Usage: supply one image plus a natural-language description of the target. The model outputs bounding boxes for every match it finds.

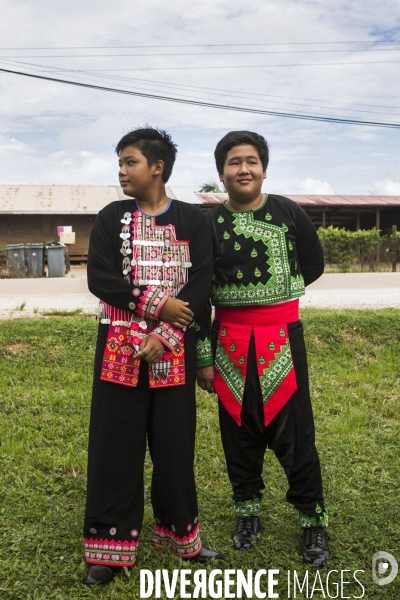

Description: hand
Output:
[197,366,215,393]
[159,297,194,329]
[135,336,164,364]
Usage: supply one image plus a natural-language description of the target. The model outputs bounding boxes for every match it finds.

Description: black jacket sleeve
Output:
[87,205,137,312]
[295,205,324,286]
[175,209,213,319]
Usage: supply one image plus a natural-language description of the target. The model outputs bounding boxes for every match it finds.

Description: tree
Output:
[198,181,226,193]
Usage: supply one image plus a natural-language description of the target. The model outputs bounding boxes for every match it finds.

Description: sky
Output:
[0,0,400,195]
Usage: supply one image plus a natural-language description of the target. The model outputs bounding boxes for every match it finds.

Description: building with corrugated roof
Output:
[1,185,399,261]
[0,185,199,260]
[197,193,400,232]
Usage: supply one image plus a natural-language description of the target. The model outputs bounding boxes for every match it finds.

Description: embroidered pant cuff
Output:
[233,496,262,518]
[299,508,329,529]
[84,537,138,567]
[154,523,202,558]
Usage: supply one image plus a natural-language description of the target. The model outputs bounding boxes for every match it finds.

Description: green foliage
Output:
[0,313,399,598]
[198,181,225,193]
[318,226,359,271]
[318,226,399,272]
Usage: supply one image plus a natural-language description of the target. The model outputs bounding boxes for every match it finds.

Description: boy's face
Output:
[220,144,266,200]
[118,145,162,199]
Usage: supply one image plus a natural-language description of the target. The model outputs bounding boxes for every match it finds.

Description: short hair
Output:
[115,126,178,182]
[214,131,269,175]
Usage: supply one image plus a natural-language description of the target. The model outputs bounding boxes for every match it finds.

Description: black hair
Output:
[115,126,178,182]
[214,131,269,175]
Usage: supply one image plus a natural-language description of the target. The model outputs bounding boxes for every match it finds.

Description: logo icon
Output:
[372,552,398,586]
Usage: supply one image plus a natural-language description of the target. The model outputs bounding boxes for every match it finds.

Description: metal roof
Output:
[0,185,199,214]
[0,185,120,214]
[1,186,400,213]
[195,193,400,207]
[285,195,400,207]
[166,186,199,204]
[196,192,228,205]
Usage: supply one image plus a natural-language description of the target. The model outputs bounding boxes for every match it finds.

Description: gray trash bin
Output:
[6,243,26,276]
[26,243,45,277]
[46,241,65,277]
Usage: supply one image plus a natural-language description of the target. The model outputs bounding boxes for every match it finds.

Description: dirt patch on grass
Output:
[3,343,30,354]
[47,345,62,355]
[341,329,368,344]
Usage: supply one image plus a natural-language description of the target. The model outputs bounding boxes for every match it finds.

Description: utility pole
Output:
[392,225,397,272]
[376,207,381,263]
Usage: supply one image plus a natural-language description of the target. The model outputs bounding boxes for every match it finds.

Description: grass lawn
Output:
[0,310,399,599]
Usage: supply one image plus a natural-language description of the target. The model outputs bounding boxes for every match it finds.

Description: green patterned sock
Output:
[233,497,262,518]
[299,506,329,529]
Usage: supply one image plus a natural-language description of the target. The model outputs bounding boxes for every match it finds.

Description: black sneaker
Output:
[232,516,261,550]
[302,527,329,567]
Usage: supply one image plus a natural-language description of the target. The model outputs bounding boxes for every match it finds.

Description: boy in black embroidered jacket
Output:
[197,130,329,567]
[83,127,222,586]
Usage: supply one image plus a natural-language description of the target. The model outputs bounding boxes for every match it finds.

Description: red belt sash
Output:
[214,300,299,426]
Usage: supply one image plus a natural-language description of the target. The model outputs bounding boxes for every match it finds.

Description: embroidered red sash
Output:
[99,304,185,389]
[214,300,299,426]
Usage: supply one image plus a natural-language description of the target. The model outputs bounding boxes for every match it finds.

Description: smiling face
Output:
[220,143,266,205]
[118,144,164,200]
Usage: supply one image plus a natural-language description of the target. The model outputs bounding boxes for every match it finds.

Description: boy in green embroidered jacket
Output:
[197,130,329,567]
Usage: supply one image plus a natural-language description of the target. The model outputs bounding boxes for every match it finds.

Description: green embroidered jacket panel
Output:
[208,194,324,306]
[195,194,324,367]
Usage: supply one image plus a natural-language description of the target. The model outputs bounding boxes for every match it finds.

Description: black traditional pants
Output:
[217,321,326,520]
[83,325,201,566]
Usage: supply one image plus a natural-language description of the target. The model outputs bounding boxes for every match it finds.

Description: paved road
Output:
[303,272,400,309]
[0,274,96,318]
[1,272,399,318]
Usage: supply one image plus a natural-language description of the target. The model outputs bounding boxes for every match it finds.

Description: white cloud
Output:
[369,177,400,195]
[0,0,399,191]
[295,177,334,195]
[0,137,29,152]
